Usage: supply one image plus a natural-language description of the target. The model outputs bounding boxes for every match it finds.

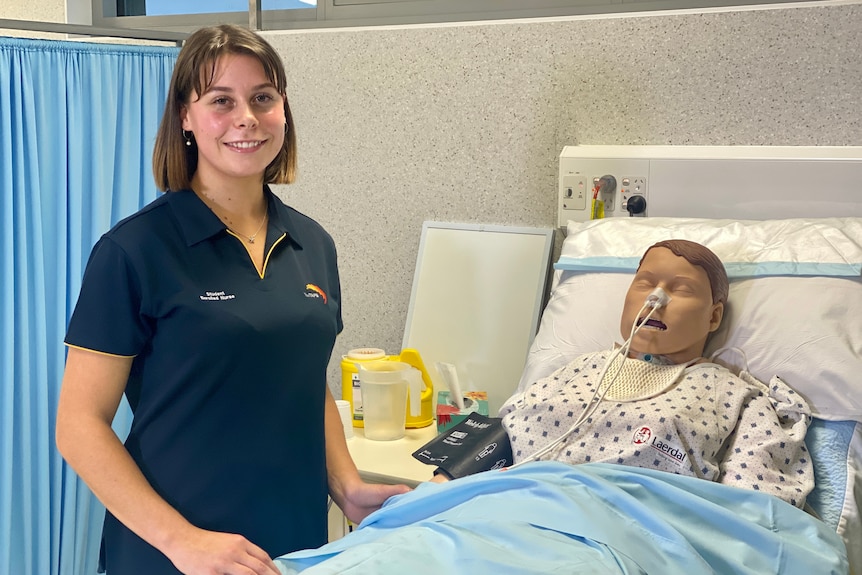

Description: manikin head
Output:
[619,239,729,364]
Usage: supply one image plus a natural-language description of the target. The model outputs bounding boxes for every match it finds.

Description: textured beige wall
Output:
[0,0,65,21]
[262,3,862,393]
[5,2,861,396]
[0,0,66,38]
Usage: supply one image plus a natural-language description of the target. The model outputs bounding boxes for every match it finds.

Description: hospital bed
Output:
[274,149,862,574]
[274,215,861,575]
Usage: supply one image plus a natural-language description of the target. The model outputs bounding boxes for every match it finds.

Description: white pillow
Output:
[524,216,862,422]
[555,217,862,279]
[518,216,862,574]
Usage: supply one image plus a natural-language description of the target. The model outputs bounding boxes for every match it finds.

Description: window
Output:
[89,0,827,33]
[139,0,315,17]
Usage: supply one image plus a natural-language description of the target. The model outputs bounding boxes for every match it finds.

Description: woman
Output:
[55,24,408,575]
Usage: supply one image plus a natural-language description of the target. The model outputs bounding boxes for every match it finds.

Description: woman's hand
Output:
[323,387,412,525]
[165,526,282,575]
[337,481,411,525]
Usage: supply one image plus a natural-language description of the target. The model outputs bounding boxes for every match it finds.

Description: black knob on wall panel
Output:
[627,195,647,216]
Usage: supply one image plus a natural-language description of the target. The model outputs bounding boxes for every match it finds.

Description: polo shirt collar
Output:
[167,186,304,249]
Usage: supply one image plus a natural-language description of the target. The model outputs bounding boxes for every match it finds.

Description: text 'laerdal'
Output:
[650,437,686,463]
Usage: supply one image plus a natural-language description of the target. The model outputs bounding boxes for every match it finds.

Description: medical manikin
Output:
[427,240,814,509]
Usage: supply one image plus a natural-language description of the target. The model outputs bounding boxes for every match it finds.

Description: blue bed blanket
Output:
[276,462,848,575]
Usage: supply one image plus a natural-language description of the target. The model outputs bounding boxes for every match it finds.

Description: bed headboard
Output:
[558,145,862,228]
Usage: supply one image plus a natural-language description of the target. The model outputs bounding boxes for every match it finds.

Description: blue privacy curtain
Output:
[0,37,178,575]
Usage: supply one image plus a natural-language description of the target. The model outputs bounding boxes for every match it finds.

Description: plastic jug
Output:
[341,348,434,429]
[358,361,423,441]
[341,348,387,428]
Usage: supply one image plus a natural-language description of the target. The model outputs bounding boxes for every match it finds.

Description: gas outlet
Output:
[593,175,617,214]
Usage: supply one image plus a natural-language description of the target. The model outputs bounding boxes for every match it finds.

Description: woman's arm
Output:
[56,347,279,575]
[323,386,411,524]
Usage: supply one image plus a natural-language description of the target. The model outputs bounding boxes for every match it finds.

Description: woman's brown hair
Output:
[152,24,296,191]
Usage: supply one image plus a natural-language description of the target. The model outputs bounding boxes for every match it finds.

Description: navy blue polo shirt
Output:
[65,187,342,574]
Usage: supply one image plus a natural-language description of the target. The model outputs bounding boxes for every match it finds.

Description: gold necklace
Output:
[230,210,268,244]
[197,190,268,244]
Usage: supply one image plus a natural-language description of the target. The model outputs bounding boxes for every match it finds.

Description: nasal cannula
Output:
[509,287,671,469]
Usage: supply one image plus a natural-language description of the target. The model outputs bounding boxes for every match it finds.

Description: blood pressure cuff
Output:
[411,413,513,479]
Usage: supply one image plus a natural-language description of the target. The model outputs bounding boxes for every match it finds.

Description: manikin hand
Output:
[165,526,281,575]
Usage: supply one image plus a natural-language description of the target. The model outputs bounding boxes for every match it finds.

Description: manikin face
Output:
[619,247,724,364]
[180,53,285,188]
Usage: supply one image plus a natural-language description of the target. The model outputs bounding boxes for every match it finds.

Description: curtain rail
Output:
[0,18,187,45]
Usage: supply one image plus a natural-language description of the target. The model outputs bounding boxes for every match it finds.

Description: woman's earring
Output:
[182,130,192,147]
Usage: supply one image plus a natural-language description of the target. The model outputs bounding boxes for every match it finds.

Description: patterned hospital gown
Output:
[500,350,814,508]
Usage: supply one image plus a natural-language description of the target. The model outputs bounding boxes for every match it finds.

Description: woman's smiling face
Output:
[620,247,724,364]
[181,53,285,187]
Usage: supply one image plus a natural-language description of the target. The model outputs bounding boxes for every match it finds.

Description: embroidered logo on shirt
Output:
[304,284,328,304]
[633,426,687,467]
[199,291,236,301]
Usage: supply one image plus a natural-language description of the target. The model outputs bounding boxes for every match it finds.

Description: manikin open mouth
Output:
[636,317,667,331]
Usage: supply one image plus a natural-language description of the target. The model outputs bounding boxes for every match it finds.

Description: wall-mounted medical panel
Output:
[558,145,862,229]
